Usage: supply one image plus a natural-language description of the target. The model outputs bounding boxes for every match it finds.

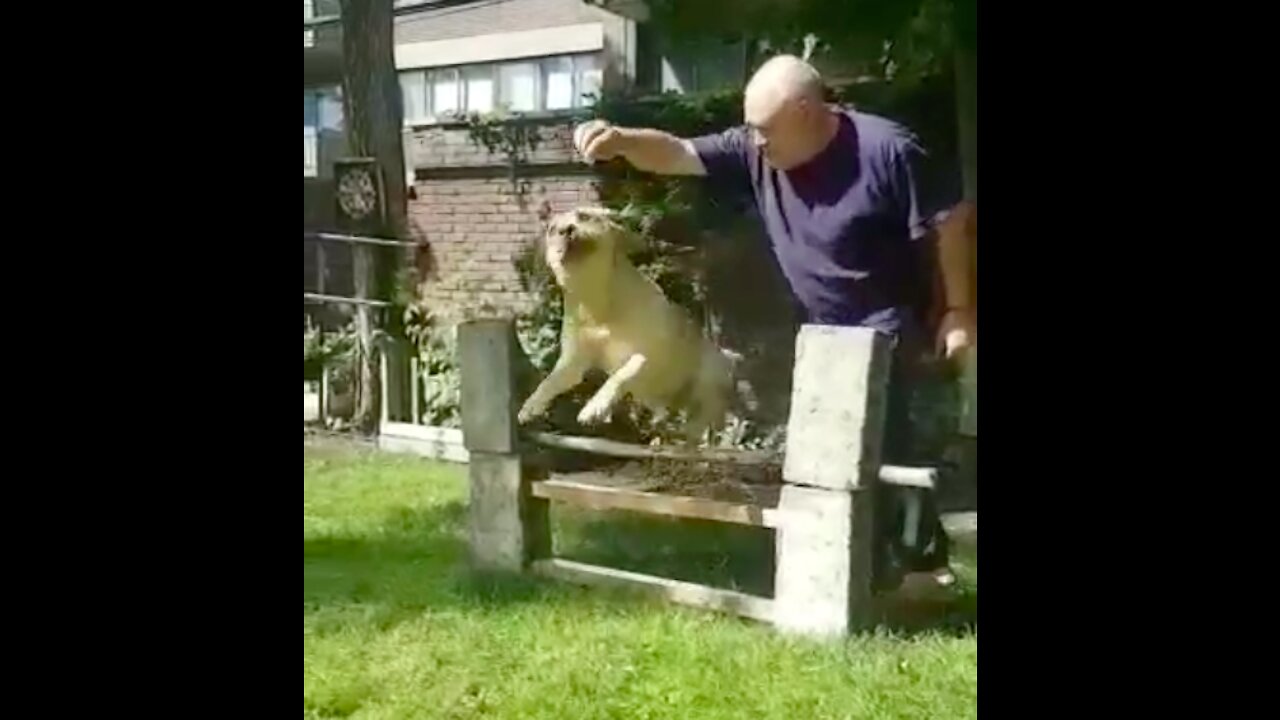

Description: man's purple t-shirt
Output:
[690,109,951,340]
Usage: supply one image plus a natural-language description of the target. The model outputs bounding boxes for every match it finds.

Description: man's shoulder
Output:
[843,108,919,152]
[690,123,753,156]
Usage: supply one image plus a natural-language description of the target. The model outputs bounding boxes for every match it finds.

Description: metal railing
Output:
[303,231,417,308]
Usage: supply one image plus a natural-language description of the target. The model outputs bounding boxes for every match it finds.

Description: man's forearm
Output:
[614,128,706,176]
[937,201,976,311]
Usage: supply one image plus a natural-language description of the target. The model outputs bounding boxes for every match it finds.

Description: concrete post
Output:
[774,325,892,637]
[458,319,550,572]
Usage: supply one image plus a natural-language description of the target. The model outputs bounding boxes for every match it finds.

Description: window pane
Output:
[576,54,603,107]
[432,69,459,118]
[499,62,538,112]
[464,66,494,114]
[303,0,315,47]
[319,86,344,131]
[543,56,574,111]
[400,72,426,124]
[303,91,319,129]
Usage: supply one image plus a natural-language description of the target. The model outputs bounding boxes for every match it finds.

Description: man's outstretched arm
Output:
[573,120,708,176]
[935,201,977,358]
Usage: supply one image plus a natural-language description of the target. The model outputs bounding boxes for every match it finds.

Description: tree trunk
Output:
[952,0,977,440]
[952,0,977,201]
[338,0,408,433]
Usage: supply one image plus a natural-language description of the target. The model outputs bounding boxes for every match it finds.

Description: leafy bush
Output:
[304,317,358,397]
[402,304,462,428]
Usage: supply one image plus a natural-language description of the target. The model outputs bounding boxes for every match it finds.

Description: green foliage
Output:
[304,317,359,395]
[462,108,544,197]
[600,0,955,86]
[402,304,462,428]
[304,444,978,719]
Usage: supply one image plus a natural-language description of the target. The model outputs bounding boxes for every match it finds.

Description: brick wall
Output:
[404,120,579,168]
[406,121,599,321]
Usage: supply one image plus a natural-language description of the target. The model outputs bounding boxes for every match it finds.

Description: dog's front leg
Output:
[577,353,647,426]
[518,352,589,424]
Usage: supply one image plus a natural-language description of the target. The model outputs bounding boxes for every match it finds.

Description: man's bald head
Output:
[742,54,837,171]
[745,54,825,114]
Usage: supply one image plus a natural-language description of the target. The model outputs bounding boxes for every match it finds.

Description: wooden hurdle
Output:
[458,318,935,638]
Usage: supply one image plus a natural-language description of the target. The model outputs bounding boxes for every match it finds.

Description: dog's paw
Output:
[576,397,613,426]
[517,398,546,424]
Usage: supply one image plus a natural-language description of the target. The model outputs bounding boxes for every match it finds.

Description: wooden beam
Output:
[526,431,779,466]
[531,558,775,622]
[526,431,934,488]
[532,476,780,527]
[879,466,936,489]
[307,231,419,249]
[378,421,470,463]
[304,292,391,308]
[941,511,977,538]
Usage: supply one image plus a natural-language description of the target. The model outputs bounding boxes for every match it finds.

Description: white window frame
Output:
[303,0,315,48]
[400,52,602,127]
[303,127,318,177]
[304,90,319,177]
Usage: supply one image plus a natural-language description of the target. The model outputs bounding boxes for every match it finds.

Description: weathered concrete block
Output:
[782,324,892,490]
[468,452,550,572]
[772,484,874,637]
[458,319,521,453]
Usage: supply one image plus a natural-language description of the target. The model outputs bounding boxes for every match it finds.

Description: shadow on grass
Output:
[560,509,977,637]
[303,499,975,637]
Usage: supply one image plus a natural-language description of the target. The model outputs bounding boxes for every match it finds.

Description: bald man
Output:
[573,55,974,592]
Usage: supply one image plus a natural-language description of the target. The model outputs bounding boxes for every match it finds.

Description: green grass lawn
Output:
[304,438,977,719]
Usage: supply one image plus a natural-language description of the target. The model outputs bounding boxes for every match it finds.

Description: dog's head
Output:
[541,207,645,285]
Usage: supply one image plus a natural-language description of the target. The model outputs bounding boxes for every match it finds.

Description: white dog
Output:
[516,207,735,444]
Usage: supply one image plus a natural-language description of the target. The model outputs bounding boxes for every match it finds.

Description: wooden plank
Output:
[526,432,933,488]
[879,466,936,489]
[941,511,977,538]
[308,231,419,248]
[531,558,775,623]
[378,434,469,463]
[304,292,392,308]
[526,431,778,466]
[378,422,469,463]
[381,421,464,445]
[379,352,390,425]
[410,357,421,425]
[532,476,780,528]
[319,366,330,425]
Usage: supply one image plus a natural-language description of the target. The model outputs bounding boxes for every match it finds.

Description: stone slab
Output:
[782,325,892,490]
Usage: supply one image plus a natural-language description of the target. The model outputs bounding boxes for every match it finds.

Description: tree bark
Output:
[953,0,977,203]
[338,0,408,432]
